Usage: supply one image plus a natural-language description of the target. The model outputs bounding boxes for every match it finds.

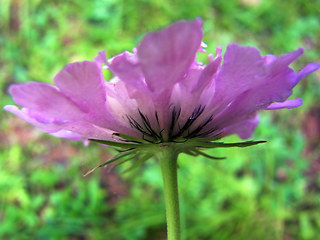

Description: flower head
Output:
[4,19,320,164]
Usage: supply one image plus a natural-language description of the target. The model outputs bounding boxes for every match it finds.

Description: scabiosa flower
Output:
[4,18,319,155]
[4,18,320,240]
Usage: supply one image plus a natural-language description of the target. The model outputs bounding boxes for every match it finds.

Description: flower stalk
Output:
[158,146,180,240]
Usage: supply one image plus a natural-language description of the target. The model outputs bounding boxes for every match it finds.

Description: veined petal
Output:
[211,43,265,107]
[8,82,84,120]
[209,47,317,134]
[4,105,67,133]
[108,51,148,92]
[54,61,106,113]
[137,19,203,92]
[53,61,121,129]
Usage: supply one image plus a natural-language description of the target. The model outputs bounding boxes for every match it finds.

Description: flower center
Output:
[126,105,217,143]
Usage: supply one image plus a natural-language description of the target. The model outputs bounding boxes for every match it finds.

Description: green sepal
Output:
[194,140,266,149]
[123,153,154,173]
[88,137,266,175]
[89,138,146,149]
[84,149,137,176]
[108,152,140,171]
[112,133,145,143]
[191,149,226,160]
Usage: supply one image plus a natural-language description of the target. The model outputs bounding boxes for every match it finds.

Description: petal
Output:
[51,130,83,141]
[61,121,117,141]
[93,50,108,66]
[212,43,265,106]
[223,113,259,139]
[137,19,203,92]
[8,82,84,120]
[108,51,147,91]
[4,105,117,141]
[265,98,303,110]
[4,105,64,133]
[293,62,320,86]
[54,61,121,129]
[193,46,222,93]
[210,47,316,131]
[54,61,106,113]
[268,48,303,74]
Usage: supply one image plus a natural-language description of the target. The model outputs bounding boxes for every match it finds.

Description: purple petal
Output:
[54,61,106,113]
[61,121,117,141]
[210,47,315,131]
[108,51,147,91]
[137,19,203,92]
[53,61,122,129]
[223,113,259,139]
[265,98,303,110]
[51,130,83,141]
[268,48,303,74]
[4,105,66,133]
[8,82,84,119]
[93,50,108,66]
[210,44,265,110]
[293,62,320,86]
[193,46,222,93]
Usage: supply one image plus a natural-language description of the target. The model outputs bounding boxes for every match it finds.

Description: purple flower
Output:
[4,19,320,146]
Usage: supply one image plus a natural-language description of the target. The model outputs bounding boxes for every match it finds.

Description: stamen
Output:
[126,104,217,143]
[171,105,205,139]
[185,115,213,138]
[138,109,161,140]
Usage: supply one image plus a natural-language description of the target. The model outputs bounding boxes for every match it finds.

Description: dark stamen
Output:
[171,105,205,139]
[126,104,218,143]
[138,109,161,140]
[185,115,213,138]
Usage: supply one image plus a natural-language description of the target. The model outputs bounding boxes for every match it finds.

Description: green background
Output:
[1,0,320,239]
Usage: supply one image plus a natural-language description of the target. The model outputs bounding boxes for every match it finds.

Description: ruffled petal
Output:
[54,61,123,129]
[54,61,106,113]
[210,47,318,134]
[93,50,108,67]
[193,46,222,93]
[211,43,265,107]
[108,51,147,91]
[137,19,203,92]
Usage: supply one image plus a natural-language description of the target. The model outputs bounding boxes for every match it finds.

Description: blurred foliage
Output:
[1,0,320,239]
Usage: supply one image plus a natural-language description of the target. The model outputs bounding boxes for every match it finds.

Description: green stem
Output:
[158,147,180,240]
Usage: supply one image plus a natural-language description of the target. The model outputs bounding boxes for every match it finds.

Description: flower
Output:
[4,19,320,159]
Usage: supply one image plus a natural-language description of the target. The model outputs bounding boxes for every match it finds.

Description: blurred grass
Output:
[1,0,320,239]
